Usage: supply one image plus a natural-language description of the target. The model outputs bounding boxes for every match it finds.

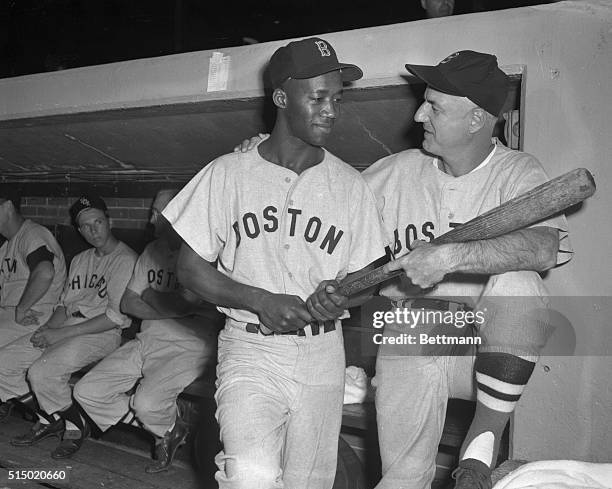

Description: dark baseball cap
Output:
[405,50,510,116]
[268,37,363,89]
[70,194,108,224]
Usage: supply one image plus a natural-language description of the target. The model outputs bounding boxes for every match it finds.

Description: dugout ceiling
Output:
[0,78,520,195]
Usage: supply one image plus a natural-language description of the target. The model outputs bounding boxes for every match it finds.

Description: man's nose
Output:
[414,103,428,122]
[321,101,338,119]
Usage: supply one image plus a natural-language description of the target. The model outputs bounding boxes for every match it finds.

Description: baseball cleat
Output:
[11,419,65,446]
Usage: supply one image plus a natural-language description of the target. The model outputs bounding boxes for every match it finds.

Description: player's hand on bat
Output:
[15,307,43,326]
[233,133,270,153]
[256,293,314,334]
[306,280,348,322]
[383,240,452,289]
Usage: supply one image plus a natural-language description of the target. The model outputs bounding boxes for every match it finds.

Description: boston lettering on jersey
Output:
[391,221,462,255]
[147,268,180,290]
[70,273,108,298]
[232,206,345,256]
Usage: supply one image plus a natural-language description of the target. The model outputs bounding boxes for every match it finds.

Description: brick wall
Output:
[20,196,154,229]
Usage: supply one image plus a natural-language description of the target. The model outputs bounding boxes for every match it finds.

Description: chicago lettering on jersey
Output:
[391,221,463,255]
[147,268,180,290]
[232,206,345,256]
[69,273,108,298]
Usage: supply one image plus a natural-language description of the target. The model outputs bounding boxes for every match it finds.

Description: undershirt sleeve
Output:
[25,246,55,271]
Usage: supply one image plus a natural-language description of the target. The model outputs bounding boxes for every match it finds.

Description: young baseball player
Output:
[366,51,572,489]
[163,37,387,489]
[0,192,67,421]
[74,189,223,473]
[6,195,137,459]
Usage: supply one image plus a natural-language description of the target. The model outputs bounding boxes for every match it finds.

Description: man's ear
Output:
[273,88,287,109]
[468,108,487,134]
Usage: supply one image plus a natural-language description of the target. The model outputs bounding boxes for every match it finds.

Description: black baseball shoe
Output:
[145,421,189,473]
[11,419,65,446]
[51,422,90,459]
[0,401,13,422]
[450,459,493,489]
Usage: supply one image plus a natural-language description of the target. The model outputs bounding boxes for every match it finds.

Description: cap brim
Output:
[404,64,463,96]
[338,63,363,82]
[293,63,363,83]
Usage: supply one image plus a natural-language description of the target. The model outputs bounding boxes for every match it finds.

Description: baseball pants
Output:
[0,316,121,414]
[0,306,53,402]
[214,320,345,489]
[373,293,550,489]
[74,318,218,437]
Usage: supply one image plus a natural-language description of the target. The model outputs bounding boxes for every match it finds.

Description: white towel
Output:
[343,366,369,404]
[494,460,612,489]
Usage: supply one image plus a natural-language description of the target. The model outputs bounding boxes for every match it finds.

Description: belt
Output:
[245,321,336,337]
[392,298,472,312]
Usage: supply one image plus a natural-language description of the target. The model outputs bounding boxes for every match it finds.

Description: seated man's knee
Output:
[73,377,96,405]
[131,389,162,420]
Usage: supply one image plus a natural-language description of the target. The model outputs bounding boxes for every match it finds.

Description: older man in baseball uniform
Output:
[74,189,223,473]
[365,51,572,489]
[0,192,66,421]
[163,37,387,489]
[4,195,137,459]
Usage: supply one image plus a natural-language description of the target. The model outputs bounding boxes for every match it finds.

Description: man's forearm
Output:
[63,313,119,338]
[140,288,196,318]
[17,262,54,312]
[447,226,559,275]
[177,245,268,315]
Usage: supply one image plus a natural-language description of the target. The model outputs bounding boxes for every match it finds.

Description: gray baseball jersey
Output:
[0,220,66,310]
[163,146,387,324]
[61,241,137,327]
[363,139,572,300]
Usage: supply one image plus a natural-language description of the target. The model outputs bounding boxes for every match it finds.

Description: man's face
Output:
[421,0,455,18]
[282,70,343,147]
[414,87,474,159]
[149,192,174,238]
[77,208,112,249]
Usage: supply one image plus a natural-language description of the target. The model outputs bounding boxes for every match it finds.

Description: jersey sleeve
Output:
[503,154,573,266]
[346,176,389,274]
[162,160,227,262]
[126,244,154,296]
[104,249,137,327]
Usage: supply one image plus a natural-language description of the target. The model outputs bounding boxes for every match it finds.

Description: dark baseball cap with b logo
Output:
[405,50,510,116]
[268,37,363,89]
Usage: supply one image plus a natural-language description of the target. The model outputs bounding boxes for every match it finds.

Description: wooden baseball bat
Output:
[338,167,596,296]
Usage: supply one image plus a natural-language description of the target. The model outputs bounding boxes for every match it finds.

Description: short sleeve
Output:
[104,251,137,327]
[126,244,154,296]
[162,160,227,262]
[503,155,573,266]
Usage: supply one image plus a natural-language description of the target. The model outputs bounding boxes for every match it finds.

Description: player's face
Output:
[414,87,473,159]
[150,194,172,238]
[283,71,343,147]
[77,208,112,249]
